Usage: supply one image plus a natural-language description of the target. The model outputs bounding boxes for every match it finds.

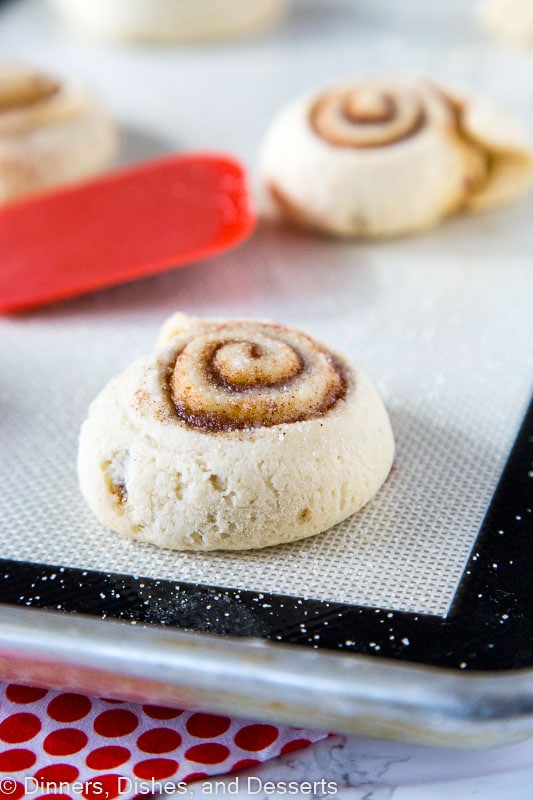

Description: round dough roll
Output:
[259,76,533,237]
[480,0,533,46]
[0,64,116,204]
[49,0,286,42]
[78,313,395,551]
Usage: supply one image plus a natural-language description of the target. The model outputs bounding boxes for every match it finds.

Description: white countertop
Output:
[184,733,533,799]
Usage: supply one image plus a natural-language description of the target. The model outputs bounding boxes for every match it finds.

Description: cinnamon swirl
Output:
[78,313,394,551]
[0,64,116,204]
[259,76,533,237]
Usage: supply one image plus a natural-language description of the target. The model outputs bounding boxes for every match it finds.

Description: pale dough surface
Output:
[0,64,116,204]
[78,314,395,551]
[259,76,533,238]
[49,0,286,42]
[480,0,533,45]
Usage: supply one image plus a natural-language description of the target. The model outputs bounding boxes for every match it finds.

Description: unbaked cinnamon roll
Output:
[480,0,533,45]
[259,77,533,237]
[0,64,116,204]
[78,313,394,551]
[49,0,286,42]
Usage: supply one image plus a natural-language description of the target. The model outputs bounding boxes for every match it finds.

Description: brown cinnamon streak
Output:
[0,78,61,113]
[310,91,427,148]
[168,351,348,433]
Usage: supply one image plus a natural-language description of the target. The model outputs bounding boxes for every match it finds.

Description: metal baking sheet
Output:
[0,0,532,748]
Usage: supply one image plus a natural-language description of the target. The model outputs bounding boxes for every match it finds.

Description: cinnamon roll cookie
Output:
[78,313,394,551]
[259,76,533,237]
[0,64,116,204]
[50,0,285,42]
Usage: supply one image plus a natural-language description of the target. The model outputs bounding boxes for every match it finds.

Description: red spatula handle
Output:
[0,152,255,313]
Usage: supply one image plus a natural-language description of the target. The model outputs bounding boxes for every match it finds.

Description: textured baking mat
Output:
[1,238,531,617]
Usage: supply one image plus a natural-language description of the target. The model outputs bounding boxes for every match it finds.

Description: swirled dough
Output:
[480,0,533,45]
[78,314,394,551]
[259,76,533,237]
[0,64,116,204]
[49,0,286,42]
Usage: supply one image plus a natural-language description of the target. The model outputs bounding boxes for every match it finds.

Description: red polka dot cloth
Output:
[0,683,326,798]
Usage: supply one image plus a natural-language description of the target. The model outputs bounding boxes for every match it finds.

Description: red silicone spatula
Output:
[0,152,255,313]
